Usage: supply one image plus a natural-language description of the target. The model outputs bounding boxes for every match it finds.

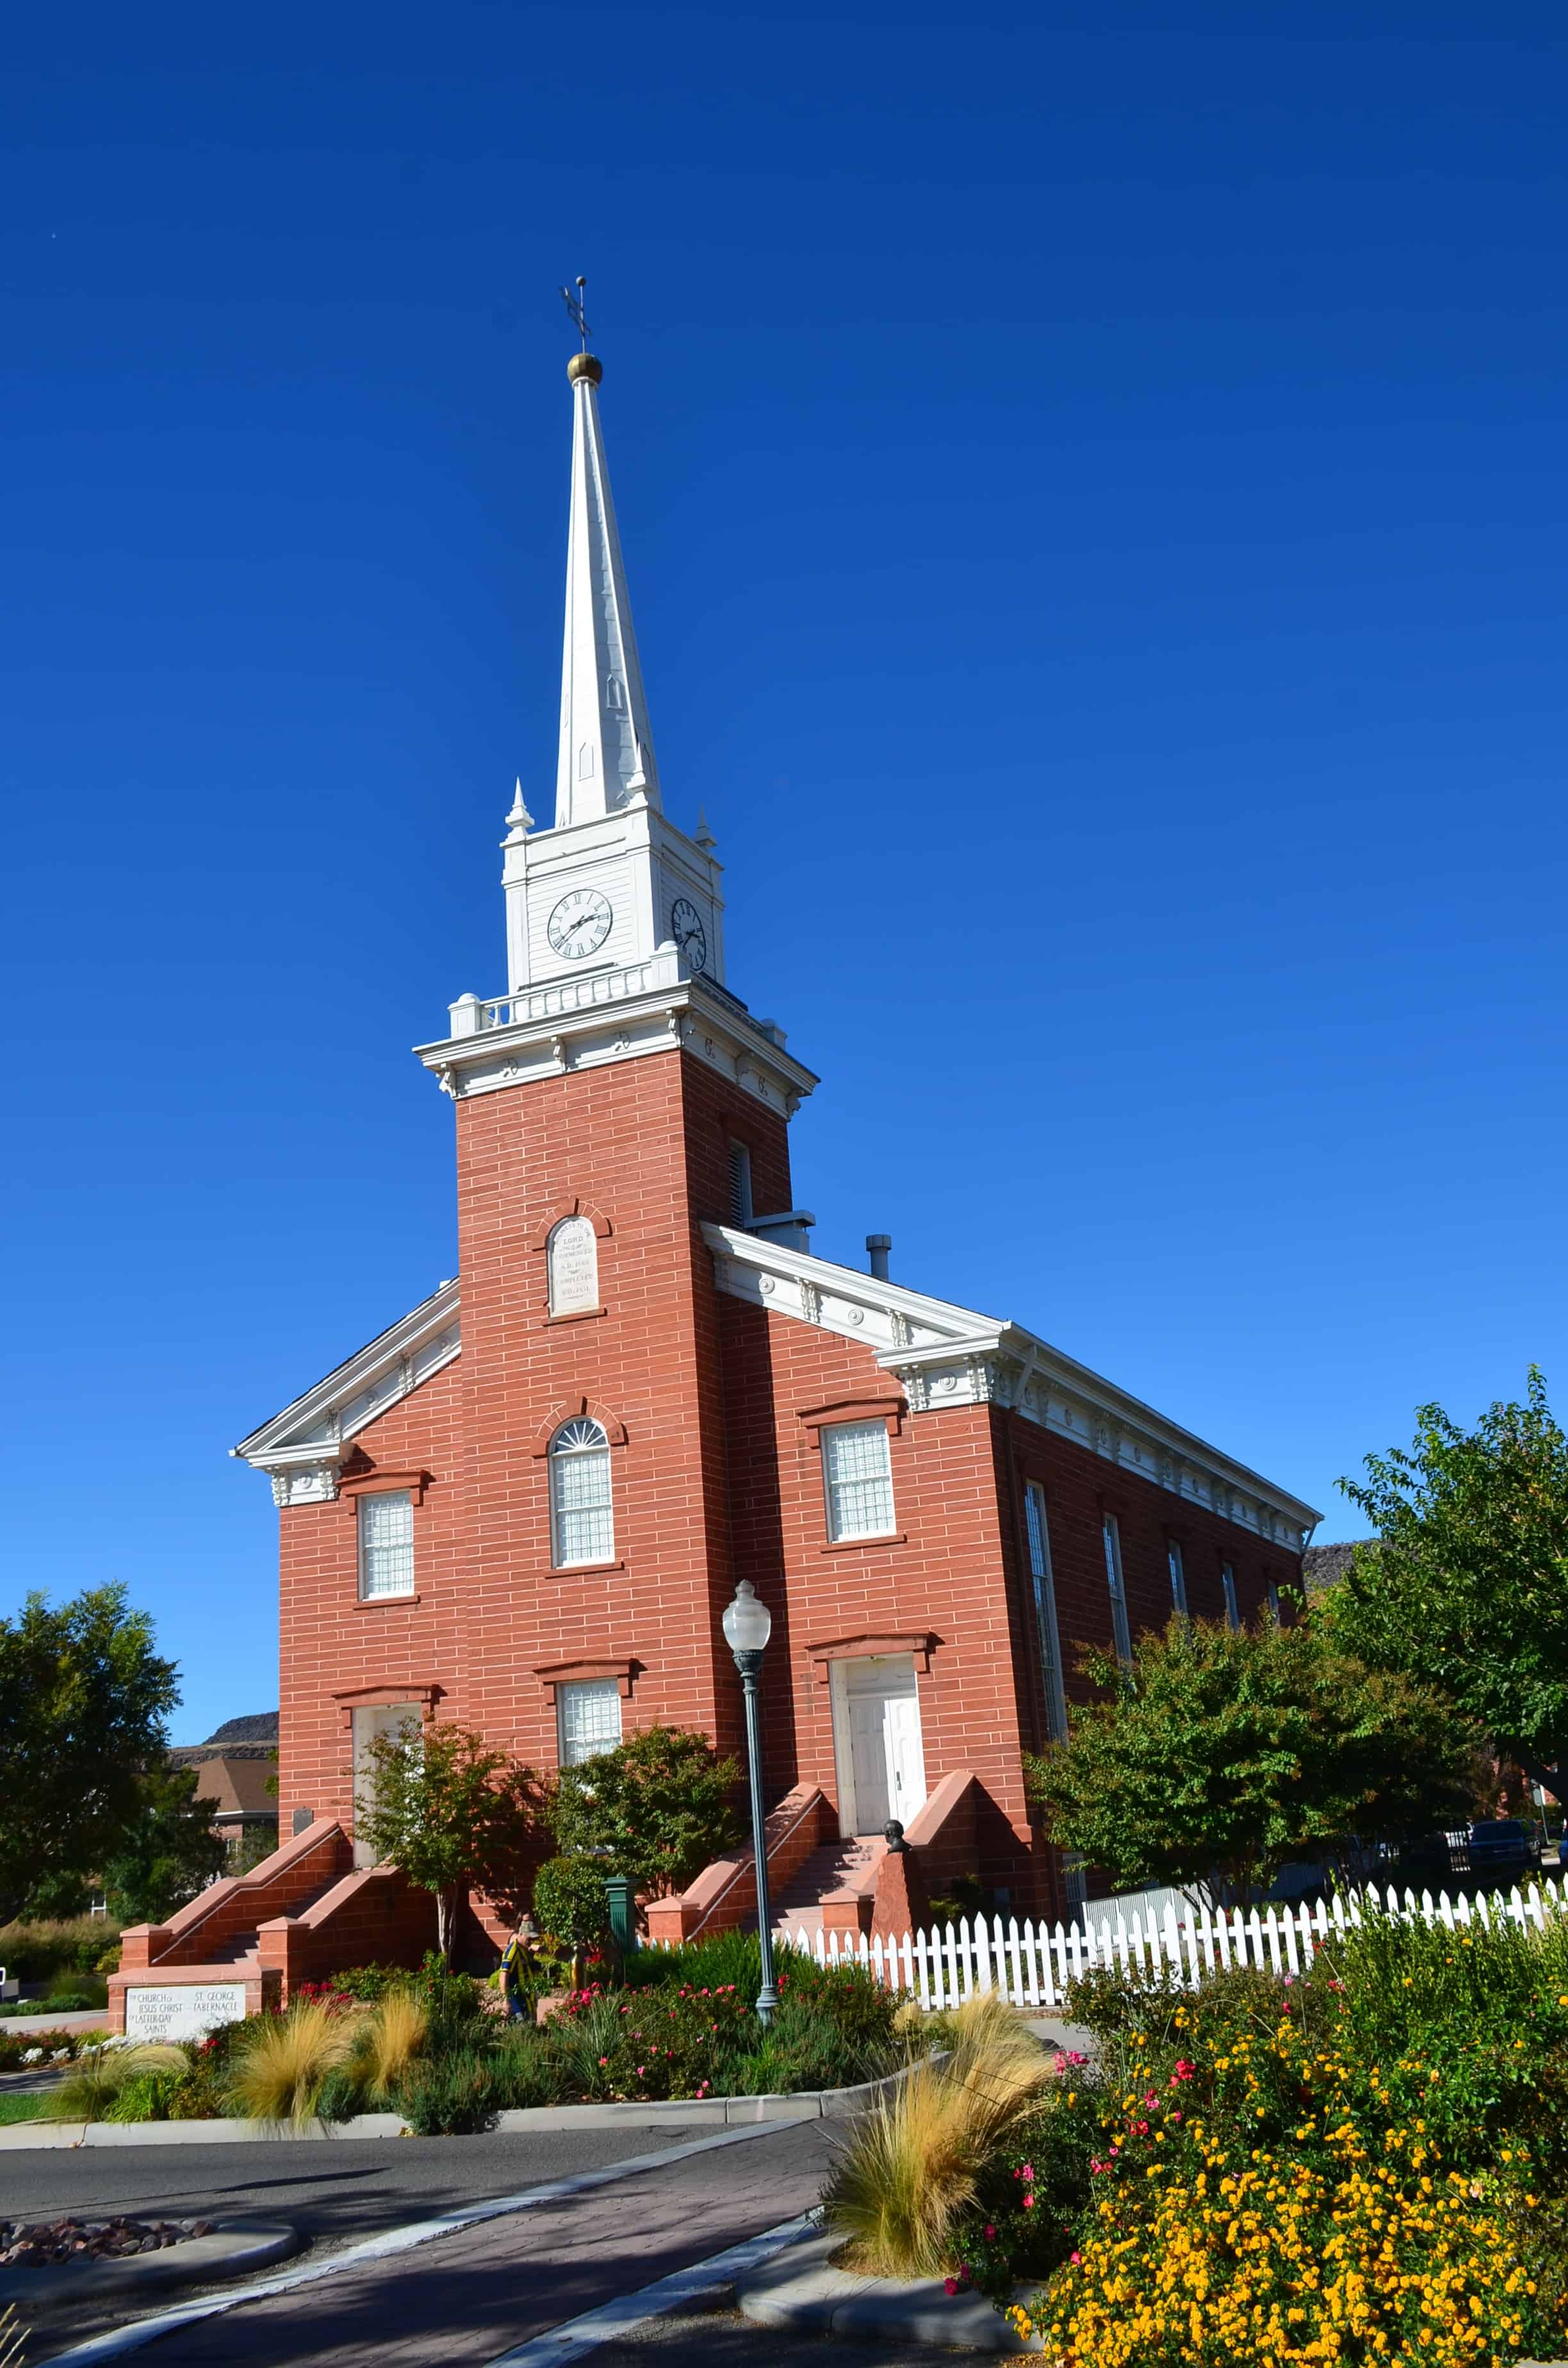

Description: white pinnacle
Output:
[555,359,660,827]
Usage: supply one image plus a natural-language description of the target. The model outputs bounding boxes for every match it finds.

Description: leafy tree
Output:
[354,1720,543,1964]
[1025,1614,1477,1907]
[101,1766,228,1925]
[1323,1370,1568,1800]
[0,1586,181,1926]
[551,1724,742,1903]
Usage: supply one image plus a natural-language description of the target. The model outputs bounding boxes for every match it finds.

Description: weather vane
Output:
[559,275,591,350]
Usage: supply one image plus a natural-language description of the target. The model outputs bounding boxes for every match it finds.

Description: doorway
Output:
[831,1654,927,1837]
[350,1701,421,1868]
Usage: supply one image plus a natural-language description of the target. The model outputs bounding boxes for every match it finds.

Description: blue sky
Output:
[2,3,1564,1740]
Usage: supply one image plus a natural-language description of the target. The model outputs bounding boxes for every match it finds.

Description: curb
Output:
[738,2230,1046,2355]
[0,2100,807,2149]
[0,2220,299,2308]
[0,2064,910,2150]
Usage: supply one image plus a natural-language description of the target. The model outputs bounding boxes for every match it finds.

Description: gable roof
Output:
[704,1223,1321,1550]
[231,1280,459,1506]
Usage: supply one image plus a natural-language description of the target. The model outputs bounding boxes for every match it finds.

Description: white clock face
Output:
[547,888,613,960]
[671,897,708,973]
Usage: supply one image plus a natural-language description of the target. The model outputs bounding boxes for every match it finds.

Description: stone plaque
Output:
[125,1984,247,2043]
[548,1215,598,1315]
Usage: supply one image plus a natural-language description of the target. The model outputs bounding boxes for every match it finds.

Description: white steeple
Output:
[555,352,660,826]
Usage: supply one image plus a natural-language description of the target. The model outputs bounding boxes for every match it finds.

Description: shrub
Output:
[822,1992,1054,2274]
[0,1916,123,1984]
[296,1962,408,2004]
[226,2001,356,2126]
[551,1725,742,1903]
[626,1930,785,1992]
[396,2047,501,2135]
[532,1858,612,1951]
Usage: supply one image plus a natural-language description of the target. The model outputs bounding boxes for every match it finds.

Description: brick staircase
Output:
[772,1833,886,1943]
[109,1820,437,2031]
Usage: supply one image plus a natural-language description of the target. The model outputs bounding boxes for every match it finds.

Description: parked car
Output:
[1467,1818,1540,1885]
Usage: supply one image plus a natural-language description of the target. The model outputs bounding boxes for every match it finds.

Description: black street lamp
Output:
[722,1579,779,2027]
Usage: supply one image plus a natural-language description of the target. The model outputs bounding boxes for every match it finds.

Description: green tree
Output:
[354,1720,543,1964]
[100,1765,228,1925]
[551,1724,742,1903]
[1323,1370,1568,1800]
[0,1586,181,1926]
[1025,1614,1476,1907]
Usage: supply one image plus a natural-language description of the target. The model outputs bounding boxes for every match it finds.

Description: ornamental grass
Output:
[822,1989,1054,2275]
[227,2000,357,2127]
[364,1987,428,2096]
[41,2042,186,2123]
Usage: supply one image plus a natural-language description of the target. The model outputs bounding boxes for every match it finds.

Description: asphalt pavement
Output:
[0,2125,687,2249]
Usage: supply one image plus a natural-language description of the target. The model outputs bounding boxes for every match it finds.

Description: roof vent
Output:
[866,1234,892,1282]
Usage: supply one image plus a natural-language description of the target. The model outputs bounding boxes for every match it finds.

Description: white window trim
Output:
[821,1418,897,1543]
[557,1677,624,1768]
[548,1418,615,1568]
[1167,1539,1188,1620]
[1102,1512,1132,1669]
[357,1490,415,1601]
[1024,1481,1069,1743]
[1221,1561,1241,1631]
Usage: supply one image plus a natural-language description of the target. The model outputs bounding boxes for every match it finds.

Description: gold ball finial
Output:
[567,352,603,386]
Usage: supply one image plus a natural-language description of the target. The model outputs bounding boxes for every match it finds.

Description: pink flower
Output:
[598,2057,608,2066]
[637,2065,646,2075]
[1021,2164,1034,2181]
[984,2224,995,2241]
[1070,2250,1082,2265]
[1022,2194,1034,2209]
[943,2278,960,2296]
[1171,2110,1182,2123]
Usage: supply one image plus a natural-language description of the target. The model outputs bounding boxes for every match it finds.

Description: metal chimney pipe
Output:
[866,1233,892,1282]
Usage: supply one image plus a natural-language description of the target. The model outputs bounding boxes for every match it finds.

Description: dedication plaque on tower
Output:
[548,1217,598,1314]
[125,1984,248,2043]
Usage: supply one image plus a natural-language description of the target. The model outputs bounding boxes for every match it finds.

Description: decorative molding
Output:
[270,1463,338,1508]
[534,1657,641,1704]
[529,1396,628,1454]
[337,1467,431,1508]
[806,1631,938,1682]
[525,1198,614,1252]
[332,1682,443,1729]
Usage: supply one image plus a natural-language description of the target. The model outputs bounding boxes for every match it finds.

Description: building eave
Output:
[703,1224,1321,1549]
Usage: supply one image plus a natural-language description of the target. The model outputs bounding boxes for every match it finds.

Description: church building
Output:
[228,338,1318,1949]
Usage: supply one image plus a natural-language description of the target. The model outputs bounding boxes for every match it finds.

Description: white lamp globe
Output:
[722,1579,772,1655]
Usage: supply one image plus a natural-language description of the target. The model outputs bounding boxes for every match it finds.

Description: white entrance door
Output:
[836,1654,927,1837]
[351,1702,421,1868]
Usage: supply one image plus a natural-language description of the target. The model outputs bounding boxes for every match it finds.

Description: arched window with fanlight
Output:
[549,1417,614,1566]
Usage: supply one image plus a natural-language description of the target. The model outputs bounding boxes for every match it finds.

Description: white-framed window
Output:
[558,1679,624,1768]
[549,1418,614,1566]
[728,1141,753,1224]
[357,1490,414,1600]
[1221,1561,1241,1630]
[822,1419,896,1542]
[1166,1540,1188,1620]
[1266,1581,1281,1622]
[547,1214,599,1315]
[1024,1481,1068,1743]
[1102,1512,1132,1668]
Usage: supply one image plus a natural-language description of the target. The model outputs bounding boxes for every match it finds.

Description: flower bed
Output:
[0,2031,88,2075]
[932,1911,1568,2364]
[38,1941,913,2136]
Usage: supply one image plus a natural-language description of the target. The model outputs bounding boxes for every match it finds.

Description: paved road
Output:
[1,2125,686,2248]
[28,2122,844,2366]
[589,2306,1000,2368]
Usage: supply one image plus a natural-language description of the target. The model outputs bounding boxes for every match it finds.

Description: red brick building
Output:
[232,342,1318,1948]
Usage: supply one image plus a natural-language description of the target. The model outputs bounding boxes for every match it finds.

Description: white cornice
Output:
[416,961,818,1117]
[231,1281,461,1507]
[703,1226,1321,1550]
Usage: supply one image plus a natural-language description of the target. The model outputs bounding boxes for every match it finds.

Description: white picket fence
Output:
[780,1874,1568,2012]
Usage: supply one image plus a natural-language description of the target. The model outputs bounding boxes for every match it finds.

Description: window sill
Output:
[543,1307,607,1326]
[356,1593,421,1608]
[548,1558,626,1577]
[819,1532,907,1555]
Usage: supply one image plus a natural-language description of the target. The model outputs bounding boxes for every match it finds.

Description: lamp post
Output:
[722,1579,778,2027]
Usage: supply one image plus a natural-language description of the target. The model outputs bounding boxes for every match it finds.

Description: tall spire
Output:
[555,346,660,828]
